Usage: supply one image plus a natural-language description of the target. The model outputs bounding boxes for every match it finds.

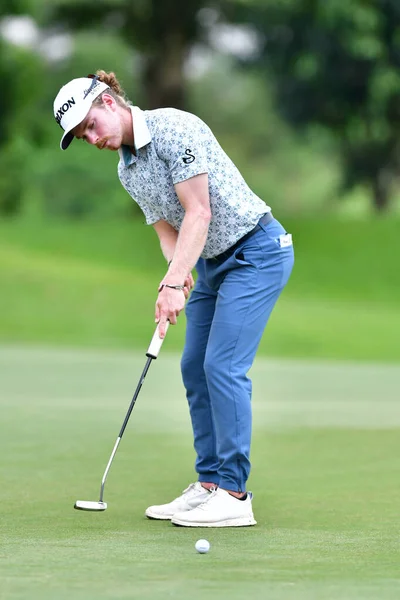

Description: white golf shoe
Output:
[171,487,257,527]
[145,482,212,520]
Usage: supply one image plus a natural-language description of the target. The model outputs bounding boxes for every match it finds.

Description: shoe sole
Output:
[145,499,210,521]
[145,511,173,520]
[171,516,257,527]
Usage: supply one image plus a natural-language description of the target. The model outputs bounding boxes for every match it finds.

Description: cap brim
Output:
[61,131,74,150]
[59,101,92,151]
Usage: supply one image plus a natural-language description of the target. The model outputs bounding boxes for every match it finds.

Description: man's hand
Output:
[155,287,186,337]
[184,272,195,293]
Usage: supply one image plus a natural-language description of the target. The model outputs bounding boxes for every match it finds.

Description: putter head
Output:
[74,500,107,511]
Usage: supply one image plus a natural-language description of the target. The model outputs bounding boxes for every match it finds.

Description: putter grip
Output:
[146,322,169,359]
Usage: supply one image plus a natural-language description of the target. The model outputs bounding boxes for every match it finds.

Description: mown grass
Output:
[0,215,398,360]
[0,348,399,600]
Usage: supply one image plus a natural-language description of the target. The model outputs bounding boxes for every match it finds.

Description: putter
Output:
[74,322,169,512]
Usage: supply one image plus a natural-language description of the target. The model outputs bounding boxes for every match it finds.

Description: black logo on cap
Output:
[182,149,195,164]
[55,97,76,127]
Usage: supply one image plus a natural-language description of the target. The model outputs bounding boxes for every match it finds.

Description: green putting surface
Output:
[0,347,399,599]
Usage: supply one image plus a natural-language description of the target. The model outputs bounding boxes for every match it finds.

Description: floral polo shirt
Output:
[118,106,270,259]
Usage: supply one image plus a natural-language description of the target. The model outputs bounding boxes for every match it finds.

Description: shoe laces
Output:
[181,482,198,496]
[179,482,208,499]
[195,486,218,511]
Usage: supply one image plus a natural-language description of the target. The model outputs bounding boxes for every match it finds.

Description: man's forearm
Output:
[160,233,178,264]
[153,220,179,264]
[165,211,210,284]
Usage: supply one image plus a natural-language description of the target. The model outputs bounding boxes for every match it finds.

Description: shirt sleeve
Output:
[153,111,209,185]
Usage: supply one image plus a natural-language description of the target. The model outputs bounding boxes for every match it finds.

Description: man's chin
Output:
[98,141,118,151]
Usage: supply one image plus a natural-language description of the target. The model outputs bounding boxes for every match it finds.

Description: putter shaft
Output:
[74,323,168,511]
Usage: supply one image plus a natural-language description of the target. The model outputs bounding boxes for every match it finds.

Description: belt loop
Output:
[260,212,273,227]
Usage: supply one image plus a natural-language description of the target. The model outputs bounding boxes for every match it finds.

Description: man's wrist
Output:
[158,283,185,292]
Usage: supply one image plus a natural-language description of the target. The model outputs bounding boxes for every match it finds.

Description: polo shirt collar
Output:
[118,106,152,166]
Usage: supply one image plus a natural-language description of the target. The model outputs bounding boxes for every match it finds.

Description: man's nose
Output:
[86,132,98,145]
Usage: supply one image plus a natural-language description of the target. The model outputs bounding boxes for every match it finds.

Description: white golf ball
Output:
[195,539,210,554]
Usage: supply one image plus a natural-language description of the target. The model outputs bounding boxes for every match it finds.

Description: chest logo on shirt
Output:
[182,149,195,164]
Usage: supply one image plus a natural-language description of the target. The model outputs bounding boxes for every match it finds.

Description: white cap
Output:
[53,76,109,150]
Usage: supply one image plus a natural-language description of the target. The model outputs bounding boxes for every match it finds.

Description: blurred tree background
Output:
[1,0,400,219]
[0,0,399,359]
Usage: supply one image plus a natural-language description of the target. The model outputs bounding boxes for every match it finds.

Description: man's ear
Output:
[101,93,116,109]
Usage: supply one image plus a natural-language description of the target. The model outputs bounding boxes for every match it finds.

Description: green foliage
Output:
[2,0,400,216]
[45,0,208,108]
[189,56,341,215]
[34,148,129,218]
[0,41,44,143]
[0,142,26,215]
[0,40,46,214]
[48,0,203,49]
[0,26,142,219]
[228,0,400,210]
[0,0,30,16]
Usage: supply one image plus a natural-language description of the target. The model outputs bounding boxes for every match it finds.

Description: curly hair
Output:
[92,70,132,108]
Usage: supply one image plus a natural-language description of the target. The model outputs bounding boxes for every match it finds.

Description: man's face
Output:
[72,100,123,151]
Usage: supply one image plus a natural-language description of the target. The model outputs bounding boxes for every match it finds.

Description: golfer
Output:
[53,71,294,527]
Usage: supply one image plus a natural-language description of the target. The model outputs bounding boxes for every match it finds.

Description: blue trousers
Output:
[180,217,294,492]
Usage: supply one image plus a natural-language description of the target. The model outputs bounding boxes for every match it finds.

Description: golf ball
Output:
[195,539,210,554]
